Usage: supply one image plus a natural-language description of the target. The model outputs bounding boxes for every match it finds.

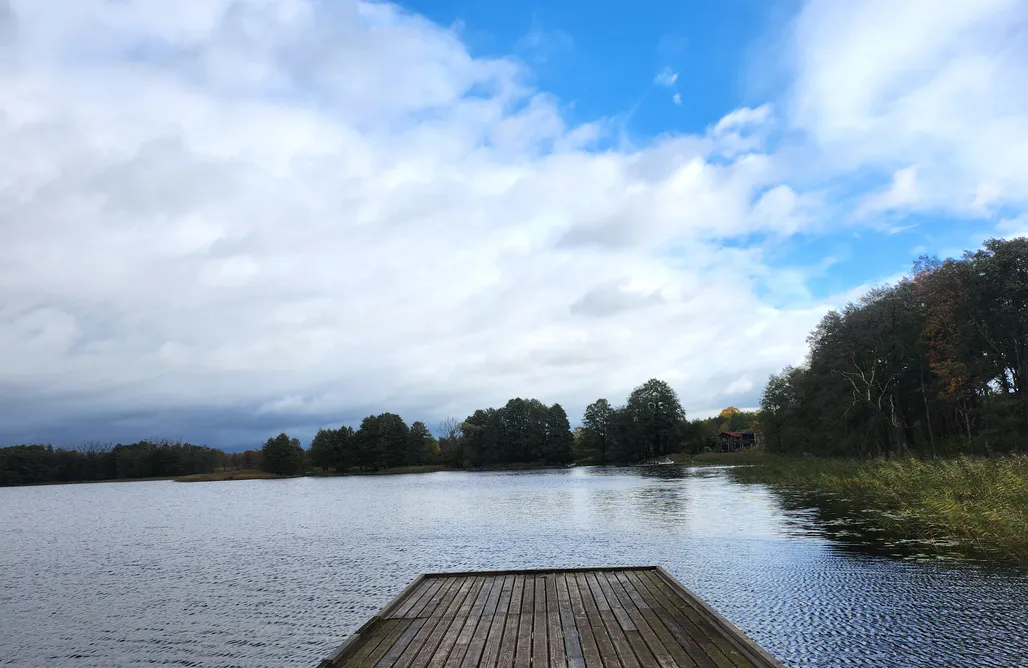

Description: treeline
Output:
[302,415,439,473]
[304,400,576,472]
[761,237,1028,458]
[0,440,257,486]
[440,399,574,468]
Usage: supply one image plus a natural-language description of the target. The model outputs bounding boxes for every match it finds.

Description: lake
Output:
[1,466,1026,667]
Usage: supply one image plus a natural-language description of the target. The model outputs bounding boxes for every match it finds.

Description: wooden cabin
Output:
[717,431,757,452]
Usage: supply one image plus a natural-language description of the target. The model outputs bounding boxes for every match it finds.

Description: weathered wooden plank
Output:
[479,575,516,668]
[406,579,448,619]
[377,618,429,668]
[408,577,479,668]
[462,577,504,668]
[591,571,635,632]
[341,619,402,668]
[345,619,413,668]
[429,578,486,668]
[563,574,603,668]
[605,571,696,668]
[496,575,526,668]
[625,572,733,668]
[391,580,437,619]
[516,575,536,668]
[532,576,548,668]
[394,579,462,668]
[514,575,535,668]
[640,572,755,668]
[447,577,498,668]
[578,572,640,668]
[545,573,568,668]
[323,568,783,668]
[596,573,666,668]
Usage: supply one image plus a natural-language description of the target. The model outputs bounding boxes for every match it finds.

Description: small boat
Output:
[629,456,676,467]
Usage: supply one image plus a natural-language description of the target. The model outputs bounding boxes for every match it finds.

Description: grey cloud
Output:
[570,283,665,317]
[0,1,15,47]
[558,217,637,250]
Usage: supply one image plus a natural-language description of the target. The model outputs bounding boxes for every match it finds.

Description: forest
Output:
[0,440,258,486]
[304,400,576,473]
[572,380,756,464]
[0,380,759,484]
[761,237,1027,458]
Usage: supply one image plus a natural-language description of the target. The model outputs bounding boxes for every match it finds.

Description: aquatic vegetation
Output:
[710,453,1028,563]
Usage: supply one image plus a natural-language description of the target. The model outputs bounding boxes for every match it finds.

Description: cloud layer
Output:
[1,0,1025,447]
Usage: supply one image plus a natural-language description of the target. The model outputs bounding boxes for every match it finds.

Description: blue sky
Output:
[1,0,1026,449]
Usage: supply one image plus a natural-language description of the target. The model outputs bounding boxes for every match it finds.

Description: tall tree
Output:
[260,433,304,475]
[308,428,337,470]
[407,421,437,465]
[582,398,614,464]
[544,403,574,464]
[624,379,686,461]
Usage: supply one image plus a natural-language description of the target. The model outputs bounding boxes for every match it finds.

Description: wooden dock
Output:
[317,567,785,668]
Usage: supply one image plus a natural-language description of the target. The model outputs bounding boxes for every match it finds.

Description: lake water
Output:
[1,466,1026,667]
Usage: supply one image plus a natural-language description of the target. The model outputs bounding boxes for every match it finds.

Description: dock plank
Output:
[563,574,604,668]
[344,619,413,668]
[532,576,548,668]
[479,575,516,668]
[430,578,486,668]
[320,568,784,668]
[496,574,525,668]
[639,572,754,668]
[408,577,479,668]
[546,574,569,668]
[582,572,643,668]
[514,575,535,668]
[462,576,504,668]
[605,572,695,668]
[394,579,462,668]
[446,577,498,668]
[624,572,733,668]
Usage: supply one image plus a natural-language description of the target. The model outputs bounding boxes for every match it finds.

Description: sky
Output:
[2,0,1027,450]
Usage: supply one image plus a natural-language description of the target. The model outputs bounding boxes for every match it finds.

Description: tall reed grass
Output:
[711,452,1028,562]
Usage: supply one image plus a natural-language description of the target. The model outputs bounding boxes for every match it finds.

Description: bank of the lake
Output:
[175,470,287,482]
[686,451,1028,563]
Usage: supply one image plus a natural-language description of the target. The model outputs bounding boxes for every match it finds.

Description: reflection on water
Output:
[1,466,1026,668]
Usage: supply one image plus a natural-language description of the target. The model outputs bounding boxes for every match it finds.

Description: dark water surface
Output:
[1,466,1026,667]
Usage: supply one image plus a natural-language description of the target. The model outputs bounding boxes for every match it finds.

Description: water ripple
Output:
[1,467,1026,667]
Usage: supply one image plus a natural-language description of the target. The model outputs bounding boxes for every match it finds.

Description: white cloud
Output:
[0,0,824,445]
[996,214,1028,239]
[725,377,754,395]
[858,165,921,215]
[654,66,678,87]
[672,93,681,106]
[5,0,1026,446]
[712,104,773,135]
[788,0,1028,213]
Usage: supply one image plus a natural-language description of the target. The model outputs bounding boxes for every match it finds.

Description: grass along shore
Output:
[689,451,1028,563]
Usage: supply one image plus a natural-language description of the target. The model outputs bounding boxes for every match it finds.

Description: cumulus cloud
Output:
[788,0,1028,212]
[672,93,682,106]
[654,67,678,87]
[858,166,921,215]
[0,0,829,447]
[1,0,1025,448]
[713,104,773,135]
